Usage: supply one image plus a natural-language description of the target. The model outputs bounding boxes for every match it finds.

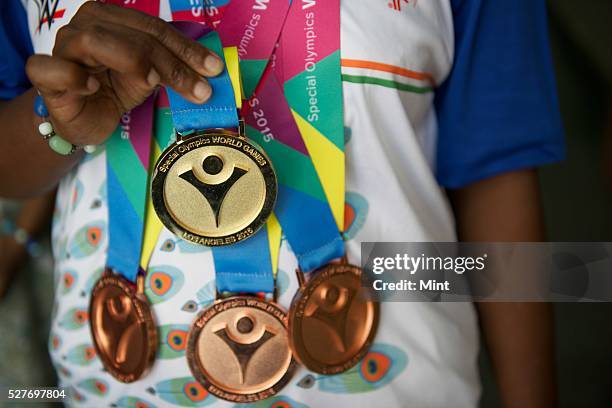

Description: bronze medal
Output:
[187,296,296,402]
[89,270,157,383]
[151,128,277,247]
[288,262,380,375]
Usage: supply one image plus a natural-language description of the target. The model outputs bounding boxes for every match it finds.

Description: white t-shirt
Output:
[23,0,548,406]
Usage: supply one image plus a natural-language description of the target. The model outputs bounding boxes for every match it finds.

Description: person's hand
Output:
[25,1,223,147]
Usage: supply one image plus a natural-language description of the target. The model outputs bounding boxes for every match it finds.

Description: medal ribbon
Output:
[280,0,345,231]
[99,0,160,16]
[168,0,228,27]
[105,99,155,282]
[216,0,291,98]
[139,92,173,271]
[168,0,291,99]
[165,23,281,295]
[212,220,280,294]
[166,28,239,132]
[104,0,165,280]
[244,0,345,273]
[246,72,343,272]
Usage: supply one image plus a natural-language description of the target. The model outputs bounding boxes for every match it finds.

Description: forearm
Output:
[449,170,557,408]
[0,189,56,299]
[476,302,555,408]
[0,88,82,199]
[16,189,56,235]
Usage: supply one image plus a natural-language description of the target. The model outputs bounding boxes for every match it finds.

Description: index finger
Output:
[74,2,224,77]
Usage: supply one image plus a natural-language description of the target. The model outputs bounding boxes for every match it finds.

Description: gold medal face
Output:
[152,130,277,246]
[288,263,380,375]
[187,297,296,402]
[89,271,157,383]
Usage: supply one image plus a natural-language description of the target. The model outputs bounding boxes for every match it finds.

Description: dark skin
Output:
[1,2,224,198]
[0,190,55,299]
[0,2,556,406]
[450,170,557,408]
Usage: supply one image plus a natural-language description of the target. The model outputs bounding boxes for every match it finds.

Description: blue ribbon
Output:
[167,31,239,133]
[105,105,153,282]
[212,228,275,294]
[106,163,146,282]
[166,27,274,294]
[274,184,344,272]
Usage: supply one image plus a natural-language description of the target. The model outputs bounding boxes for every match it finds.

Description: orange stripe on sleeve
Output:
[341,59,435,86]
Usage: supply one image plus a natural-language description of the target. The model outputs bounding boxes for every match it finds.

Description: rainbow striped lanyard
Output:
[162,5,291,296]
[105,98,159,282]
[106,0,345,288]
[166,0,346,276]
[245,0,346,273]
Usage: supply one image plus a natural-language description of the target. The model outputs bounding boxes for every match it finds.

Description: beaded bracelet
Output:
[34,95,97,155]
[0,219,41,257]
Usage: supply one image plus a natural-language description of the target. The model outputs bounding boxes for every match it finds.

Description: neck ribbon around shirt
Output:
[164,9,289,295]
[244,0,346,274]
[166,0,345,289]
[107,0,345,291]
[105,0,165,280]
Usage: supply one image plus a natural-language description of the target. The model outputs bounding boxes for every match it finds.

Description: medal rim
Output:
[288,263,380,375]
[151,129,277,247]
[89,270,157,383]
[186,296,297,402]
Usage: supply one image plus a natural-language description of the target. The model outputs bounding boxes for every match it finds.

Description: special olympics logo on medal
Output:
[304,282,356,353]
[179,154,248,228]
[89,274,156,383]
[187,298,295,400]
[289,264,380,374]
[213,314,277,385]
[153,133,277,246]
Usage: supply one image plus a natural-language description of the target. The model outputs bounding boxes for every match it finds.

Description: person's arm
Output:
[0,189,56,298]
[0,91,83,198]
[449,169,557,408]
[433,2,562,405]
[0,2,224,199]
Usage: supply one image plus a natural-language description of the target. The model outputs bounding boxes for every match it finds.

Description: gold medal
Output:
[186,296,296,402]
[151,128,276,246]
[288,261,380,375]
[89,270,157,383]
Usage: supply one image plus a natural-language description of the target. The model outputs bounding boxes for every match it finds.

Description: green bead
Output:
[48,135,73,155]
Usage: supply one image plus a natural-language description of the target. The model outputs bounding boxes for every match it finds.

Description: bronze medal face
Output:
[151,130,277,246]
[288,263,380,375]
[187,297,296,402]
[89,272,157,383]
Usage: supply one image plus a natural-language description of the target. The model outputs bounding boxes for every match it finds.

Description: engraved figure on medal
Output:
[165,146,264,234]
[178,154,247,227]
[289,264,380,375]
[187,297,296,402]
[304,281,360,355]
[212,315,276,384]
[89,273,157,383]
[152,132,277,246]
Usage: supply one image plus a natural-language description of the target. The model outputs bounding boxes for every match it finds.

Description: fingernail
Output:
[193,81,211,102]
[147,69,160,87]
[204,54,224,75]
[86,76,100,92]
